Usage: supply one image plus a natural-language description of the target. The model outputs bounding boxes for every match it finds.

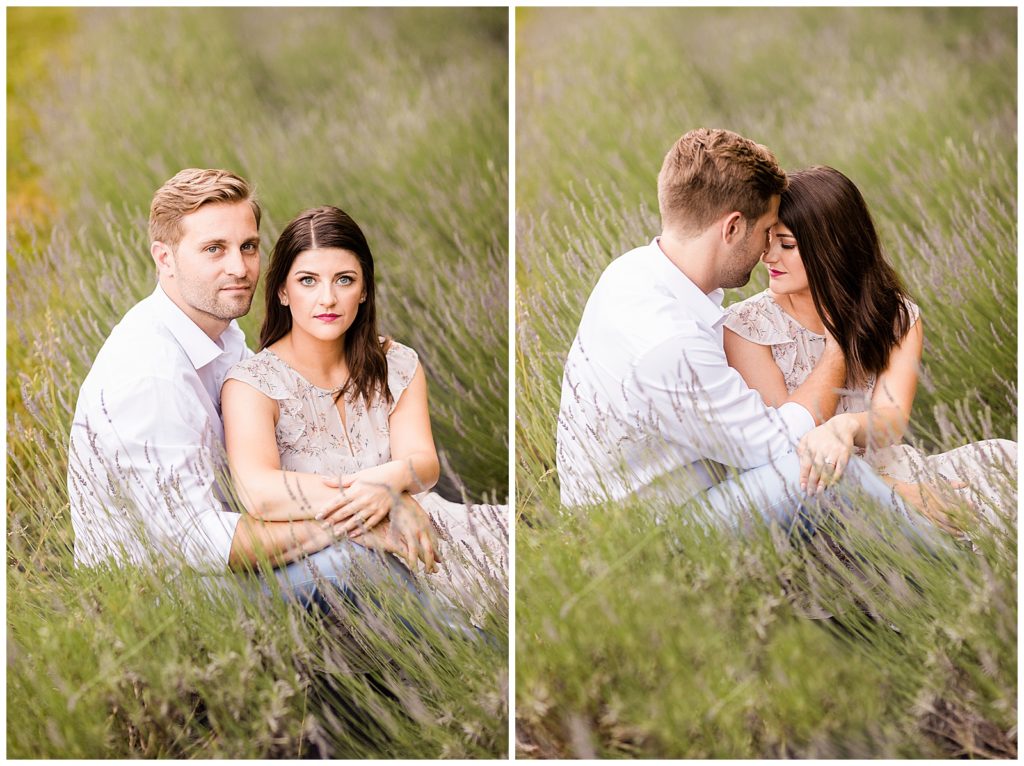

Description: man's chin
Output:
[215,295,255,320]
[722,272,753,290]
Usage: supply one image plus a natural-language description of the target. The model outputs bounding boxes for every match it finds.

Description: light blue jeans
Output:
[256,542,485,642]
[260,541,421,613]
[649,452,950,553]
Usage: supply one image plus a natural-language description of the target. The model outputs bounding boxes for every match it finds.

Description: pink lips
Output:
[315,314,340,322]
[768,269,786,278]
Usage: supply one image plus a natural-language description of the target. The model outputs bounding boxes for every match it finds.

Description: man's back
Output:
[557,242,701,504]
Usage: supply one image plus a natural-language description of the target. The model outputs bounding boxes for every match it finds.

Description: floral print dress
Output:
[725,290,1016,525]
[225,341,507,615]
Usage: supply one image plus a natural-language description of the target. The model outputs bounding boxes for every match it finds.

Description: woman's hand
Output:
[798,413,858,493]
[350,496,440,573]
[892,478,970,536]
[316,474,396,534]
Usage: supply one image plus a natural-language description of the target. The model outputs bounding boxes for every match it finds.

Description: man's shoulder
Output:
[80,298,192,393]
[594,244,660,288]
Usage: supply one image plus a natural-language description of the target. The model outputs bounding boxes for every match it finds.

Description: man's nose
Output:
[223,247,248,277]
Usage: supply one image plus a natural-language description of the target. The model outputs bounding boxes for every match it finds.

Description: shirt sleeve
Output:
[632,326,814,470]
[74,375,241,571]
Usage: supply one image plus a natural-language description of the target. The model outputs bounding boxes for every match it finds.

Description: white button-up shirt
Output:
[556,239,815,507]
[68,285,251,571]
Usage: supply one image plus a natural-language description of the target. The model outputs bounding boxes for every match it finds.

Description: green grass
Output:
[516,7,1016,758]
[8,7,507,758]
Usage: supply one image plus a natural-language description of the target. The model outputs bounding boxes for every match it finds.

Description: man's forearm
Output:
[228,514,334,570]
[786,345,845,425]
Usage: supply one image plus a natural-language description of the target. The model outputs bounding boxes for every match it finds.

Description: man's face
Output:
[156,201,260,335]
[720,195,779,289]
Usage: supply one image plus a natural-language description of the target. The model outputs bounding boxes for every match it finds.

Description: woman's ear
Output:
[278,290,289,307]
[359,292,366,304]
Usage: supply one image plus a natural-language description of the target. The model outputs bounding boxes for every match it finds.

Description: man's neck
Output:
[656,229,720,294]
[158,281,229,343]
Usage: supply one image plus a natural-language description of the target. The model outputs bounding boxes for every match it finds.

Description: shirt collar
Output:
[648,238,727,328]
[150,284,245,369]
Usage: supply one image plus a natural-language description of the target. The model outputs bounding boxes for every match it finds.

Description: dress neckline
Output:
[763,290,825,338]
[263,347,345,395]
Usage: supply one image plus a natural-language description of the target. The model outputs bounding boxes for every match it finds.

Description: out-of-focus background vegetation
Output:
[516,7,1016,758]
[8,7,508,758]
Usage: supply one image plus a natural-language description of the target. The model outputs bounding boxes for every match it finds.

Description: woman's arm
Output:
[799,317,924,493]
[361,363,440,491]
[826,316,923,450]
[222,377,345,521]
[724,327,844,423]
[326,364,441,533]
[723,328,789,407]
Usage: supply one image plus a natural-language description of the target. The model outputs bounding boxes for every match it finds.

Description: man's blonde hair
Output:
[657,128,787,235]
[149,168,261,247]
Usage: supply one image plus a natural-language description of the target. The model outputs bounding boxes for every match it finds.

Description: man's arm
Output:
[227,515,334,570]
[634,326,832,471]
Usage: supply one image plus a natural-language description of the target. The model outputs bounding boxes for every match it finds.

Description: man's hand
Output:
[351,495,440,573]
[798,413,858,493]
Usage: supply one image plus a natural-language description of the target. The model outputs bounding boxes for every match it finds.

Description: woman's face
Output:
[762,223,810,295]
[279,248,365,343]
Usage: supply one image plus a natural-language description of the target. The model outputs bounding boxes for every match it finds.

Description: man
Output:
[556,129,944,541]
[68,168,435,592]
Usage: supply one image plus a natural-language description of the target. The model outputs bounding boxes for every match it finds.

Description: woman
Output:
[221,205,506,614]
[724,166,1015,534]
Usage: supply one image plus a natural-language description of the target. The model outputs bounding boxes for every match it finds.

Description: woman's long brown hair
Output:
[259,206,391,406]
[778,166,913,385]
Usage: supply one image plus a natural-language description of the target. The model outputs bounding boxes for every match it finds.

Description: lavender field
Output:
[8,8,508,757]
[516,7,1016,758]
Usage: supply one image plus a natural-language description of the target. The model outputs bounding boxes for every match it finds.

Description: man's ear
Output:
[721,211,744,244]
[151,241,175,276]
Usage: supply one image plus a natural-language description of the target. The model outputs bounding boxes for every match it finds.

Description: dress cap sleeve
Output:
[724,291,794,346]
[904,298,921,327]
[223,351,294,401]
[385,340,419,412]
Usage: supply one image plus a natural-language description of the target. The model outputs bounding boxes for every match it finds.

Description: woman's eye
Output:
[781,243,796,250]
[338,276,353,285]
[299,276,315,286]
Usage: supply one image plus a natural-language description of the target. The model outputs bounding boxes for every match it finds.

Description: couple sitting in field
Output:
[558,128,1015,542]
[68,168,506,615]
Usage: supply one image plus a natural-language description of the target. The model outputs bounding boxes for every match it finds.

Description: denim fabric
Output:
[646,452,951,554]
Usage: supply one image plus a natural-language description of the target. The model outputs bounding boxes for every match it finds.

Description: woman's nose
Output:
[319,283,337,306]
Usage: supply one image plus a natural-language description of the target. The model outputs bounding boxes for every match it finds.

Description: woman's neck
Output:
[771,288,826,335]
[272,331,348,387]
